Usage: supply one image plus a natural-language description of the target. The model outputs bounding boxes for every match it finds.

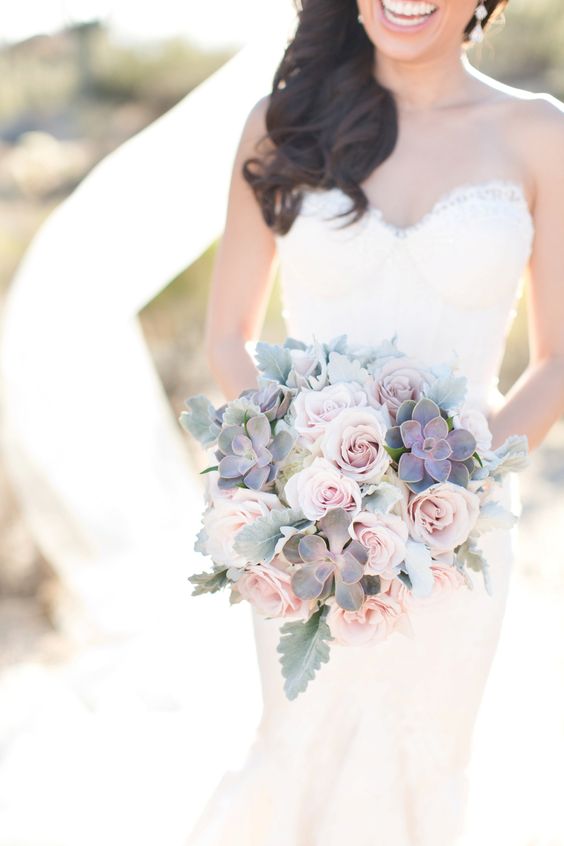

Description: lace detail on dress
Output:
[298,178,533,239]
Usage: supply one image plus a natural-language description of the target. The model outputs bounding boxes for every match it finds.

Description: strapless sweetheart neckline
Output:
[298,177,534,239]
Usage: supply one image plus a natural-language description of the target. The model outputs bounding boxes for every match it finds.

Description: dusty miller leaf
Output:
[232,508,307,564]
[424,371,467,411]
[254,342,293,384]
[277,605,334,700]
[179,395,221,447]
[456,540,492,596]
[188,566,229,596]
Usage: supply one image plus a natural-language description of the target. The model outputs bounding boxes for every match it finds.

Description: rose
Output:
[292,382,367,445]
[349,510,408,579]
[200,487,281,568]
[407,482,480,554]
[320,407,390,483]
[399,562,467,608]
[325,588,411,646]
[235,557,311,620]
[453,408,493,455]
[367,357,431,420]
[283,456,362,521]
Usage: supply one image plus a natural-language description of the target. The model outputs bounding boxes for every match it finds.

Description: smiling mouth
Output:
[379,0,438,27]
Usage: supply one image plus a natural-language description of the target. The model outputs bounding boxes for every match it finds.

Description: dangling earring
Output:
[469,1,488,43]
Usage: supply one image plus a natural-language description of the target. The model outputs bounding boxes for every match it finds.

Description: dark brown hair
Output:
[242,0,509,235]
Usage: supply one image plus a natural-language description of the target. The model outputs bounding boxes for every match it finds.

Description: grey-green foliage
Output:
[277,605,334,700]
[179,395,221,447]
[188,565,229,596]
[232,507,309,564]
[456,540,492,596]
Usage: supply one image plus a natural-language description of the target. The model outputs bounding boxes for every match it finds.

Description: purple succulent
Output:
[281,508,370,611]
[385,398,477,493]
[216,412,294,491]
[241,382,293,422]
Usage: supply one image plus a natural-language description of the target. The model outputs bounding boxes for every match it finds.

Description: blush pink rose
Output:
[201,487,281,568]
[320,407,390,483]
[326,589,411,646]
[398,562,468,609]
[292,382,367,445]
[407,482,480,555]
[283,456,362,520]
[235,557,311,620]
[453,408,493,455]
[349,510,408,579]
[367,357,431,420]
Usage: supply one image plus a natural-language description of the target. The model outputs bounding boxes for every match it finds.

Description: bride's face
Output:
[357,0,481,60]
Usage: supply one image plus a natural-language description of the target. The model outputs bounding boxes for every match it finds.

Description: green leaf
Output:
[277,606,334,700]
[232,507,306,564]
[200,465,219,475]
[188,566,229,596]
[254,342,293,384]
[384,445,406,462]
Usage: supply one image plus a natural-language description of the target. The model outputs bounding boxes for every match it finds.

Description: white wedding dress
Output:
[186,177,534,845]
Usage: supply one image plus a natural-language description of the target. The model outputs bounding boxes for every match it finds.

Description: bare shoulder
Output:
[238,93,274,158]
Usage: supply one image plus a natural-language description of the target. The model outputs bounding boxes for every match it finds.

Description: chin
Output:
[364,0,448,61]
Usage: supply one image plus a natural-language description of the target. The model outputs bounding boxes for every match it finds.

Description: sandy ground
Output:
[0,421,562,846]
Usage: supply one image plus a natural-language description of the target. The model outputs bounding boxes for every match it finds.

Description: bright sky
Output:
[1,0,292,47]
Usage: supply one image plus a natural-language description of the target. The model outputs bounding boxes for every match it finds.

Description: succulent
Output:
[281,508,375,611]
[240,381,293,422]
[385,398,477,493]
[215,412,294,491]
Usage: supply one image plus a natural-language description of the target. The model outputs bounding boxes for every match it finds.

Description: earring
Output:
[469,1,488,43]
[357,12,364,24]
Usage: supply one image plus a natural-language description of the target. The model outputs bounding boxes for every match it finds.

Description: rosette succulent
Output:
[385,398,477,493]
[281,508,379,611]
[240,382,293,422]
[215,412,294,491]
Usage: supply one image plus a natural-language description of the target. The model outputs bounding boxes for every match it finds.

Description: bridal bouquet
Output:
[179,336,528,700]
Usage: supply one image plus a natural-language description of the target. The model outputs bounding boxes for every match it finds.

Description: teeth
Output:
[382,0,437,17]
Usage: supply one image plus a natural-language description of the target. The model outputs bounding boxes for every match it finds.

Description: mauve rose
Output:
[407,482,480,554]
[325,589,410,646]
[283,456,362,521]
[349,510,408,579]
[320,407,390,483]
[202,487,281,568]
[453,408,493,454]
[235,558,311,620]
[292,382,367,445]
[367,357,431,420]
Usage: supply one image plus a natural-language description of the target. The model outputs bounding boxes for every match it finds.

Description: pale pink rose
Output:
[399,562,467,609]
[235,557,311,620]
[453,408,493,454]
[326,590,410,646]
[292,382,367,445]
[201,487,281,568]
[320,407,390,483]
[283,456,362,521]
[367,357,431,420]
[349,510,408,579]
[407,483,480,555]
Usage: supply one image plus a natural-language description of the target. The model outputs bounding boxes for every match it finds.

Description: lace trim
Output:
[300,178,534,238]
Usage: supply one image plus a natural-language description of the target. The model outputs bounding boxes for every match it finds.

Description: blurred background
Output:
[0,1,563,844]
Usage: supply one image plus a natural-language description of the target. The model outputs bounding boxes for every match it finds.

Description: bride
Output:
[190,1,564,843]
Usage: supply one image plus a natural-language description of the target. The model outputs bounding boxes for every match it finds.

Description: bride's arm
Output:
[489,98,564,452]
[204,95,278,401]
